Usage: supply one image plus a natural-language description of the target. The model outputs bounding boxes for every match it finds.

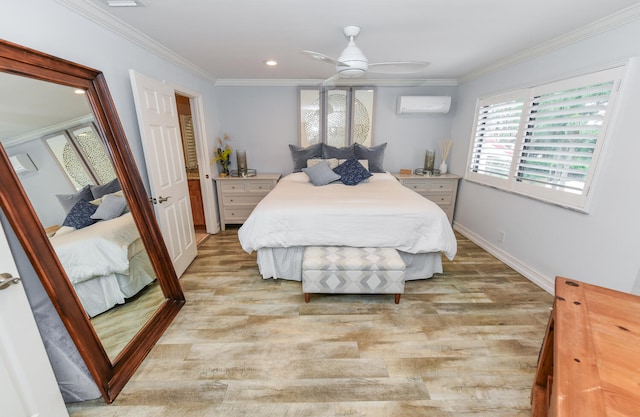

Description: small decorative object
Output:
[212,133,232,177]
[236,150,247,176]
[439,139,453,174]
[399,168,412,176]
[424,149,435,174]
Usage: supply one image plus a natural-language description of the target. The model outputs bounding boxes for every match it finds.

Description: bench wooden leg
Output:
[304,293,310,303]
[395,294,401,304]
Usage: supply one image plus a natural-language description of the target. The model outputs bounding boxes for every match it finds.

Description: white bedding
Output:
[238,172,457,259]
[50,212,143,284]
[49,213,154,317]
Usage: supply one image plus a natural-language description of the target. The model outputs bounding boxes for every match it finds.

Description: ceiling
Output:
[3,0,640,142]
[65,0,640,85]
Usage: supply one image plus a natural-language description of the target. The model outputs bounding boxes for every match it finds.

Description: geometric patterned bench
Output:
[302,246,406,304]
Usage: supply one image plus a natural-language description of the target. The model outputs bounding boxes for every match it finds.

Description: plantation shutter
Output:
[468,93,525,183]
[516,79,616,195]
[465,65,624,211]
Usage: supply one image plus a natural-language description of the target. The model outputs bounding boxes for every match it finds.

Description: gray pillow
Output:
[322,144,355,159]
[90,177,121,200]
[91,194,127,220]
[354,142,387,173]
[56,185,93,214]
[289,143,323,172]
[302,160,341,186]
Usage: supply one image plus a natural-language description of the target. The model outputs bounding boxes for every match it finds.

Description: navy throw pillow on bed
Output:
[333,156,372,186]
[62,199,98,229]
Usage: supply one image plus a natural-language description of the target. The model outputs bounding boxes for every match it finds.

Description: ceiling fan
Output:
[303,25,430,84]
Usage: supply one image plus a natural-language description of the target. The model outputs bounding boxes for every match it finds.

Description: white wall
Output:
[213,85,457,175]
[449,19,640,293]
[1,0,220,193]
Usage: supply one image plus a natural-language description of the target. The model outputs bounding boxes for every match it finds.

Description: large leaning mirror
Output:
[0,39,185,403]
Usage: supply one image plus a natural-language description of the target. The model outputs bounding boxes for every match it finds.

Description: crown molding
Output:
[213,78,458,87]
[2,114,94,147]
[54,0,217,83]
[460,3,640,84]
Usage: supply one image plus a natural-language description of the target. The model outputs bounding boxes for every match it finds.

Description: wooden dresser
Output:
[531,276,640,417]
[394,173,460,223]
[214,173,280,230]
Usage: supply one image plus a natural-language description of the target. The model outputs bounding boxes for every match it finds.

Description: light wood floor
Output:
[67,228,554,417]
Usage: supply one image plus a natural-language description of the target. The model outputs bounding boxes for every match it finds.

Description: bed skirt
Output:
[256,247,443,281]
[73,250,156,317]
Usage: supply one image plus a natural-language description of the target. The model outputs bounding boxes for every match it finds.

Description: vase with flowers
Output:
[212,133,232,176]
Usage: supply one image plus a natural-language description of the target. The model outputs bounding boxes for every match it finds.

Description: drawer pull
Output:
[229,199,234,202]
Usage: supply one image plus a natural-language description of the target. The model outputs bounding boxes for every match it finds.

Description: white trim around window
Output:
[465,65,626,212]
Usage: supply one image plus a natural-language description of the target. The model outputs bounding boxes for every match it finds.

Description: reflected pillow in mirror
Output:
[91,194,127,220]
[90,178,122,200]
[302,160,341,186]
[56,185,93,214]
[62,199,98,229]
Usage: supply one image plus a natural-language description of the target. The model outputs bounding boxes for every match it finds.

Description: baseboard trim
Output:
[453,223,555,294]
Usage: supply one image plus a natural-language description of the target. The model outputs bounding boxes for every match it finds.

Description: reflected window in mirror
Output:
[44,122,115,190]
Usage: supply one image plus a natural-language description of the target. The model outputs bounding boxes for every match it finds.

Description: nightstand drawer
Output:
[224,208,254,221]
[223,194,265,206]
[423,194,452,205]
[214,174,281,230]
[403,179,454,193]
[394,173,460,224]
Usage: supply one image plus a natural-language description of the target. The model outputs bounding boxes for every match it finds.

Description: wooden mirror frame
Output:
[0,39,185,403]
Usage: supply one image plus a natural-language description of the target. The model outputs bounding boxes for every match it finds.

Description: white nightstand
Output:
[214,173,281,230]
[394,173,460,223]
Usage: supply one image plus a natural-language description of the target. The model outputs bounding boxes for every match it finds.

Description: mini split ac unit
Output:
[10,154,37,175]
[396,96,452,114]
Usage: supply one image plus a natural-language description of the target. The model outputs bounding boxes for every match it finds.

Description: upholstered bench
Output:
[302,246,406,304]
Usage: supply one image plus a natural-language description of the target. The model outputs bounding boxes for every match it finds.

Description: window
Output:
[466,66,625,212]
[44,122,115,190]
[299,87,374,147]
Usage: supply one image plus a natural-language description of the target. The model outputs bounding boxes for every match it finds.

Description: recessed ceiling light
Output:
[106,0,141,7]
[264,60,278,67]
[74,89,85,95]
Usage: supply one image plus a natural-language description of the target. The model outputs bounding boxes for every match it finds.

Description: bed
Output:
[238,171,457,281]
[49,212,156,317]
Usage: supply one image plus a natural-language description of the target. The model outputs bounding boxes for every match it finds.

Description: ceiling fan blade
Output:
[302,50,342,65]
[321,73,342,86]
[367,61,430,74]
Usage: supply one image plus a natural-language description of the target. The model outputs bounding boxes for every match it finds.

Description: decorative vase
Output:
[424,149,435,174]
[439,161,448,174]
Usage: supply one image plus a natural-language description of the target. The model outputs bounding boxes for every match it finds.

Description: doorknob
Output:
[157,196,171,203]
[0,272,21,290]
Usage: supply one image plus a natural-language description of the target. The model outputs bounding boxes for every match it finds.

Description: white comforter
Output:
[238,172,457,259]
[50,213,143,284]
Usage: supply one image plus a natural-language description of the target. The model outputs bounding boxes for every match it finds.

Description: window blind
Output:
[465,65,625,211]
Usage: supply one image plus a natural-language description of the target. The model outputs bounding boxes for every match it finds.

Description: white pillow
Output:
[307,158,339,169]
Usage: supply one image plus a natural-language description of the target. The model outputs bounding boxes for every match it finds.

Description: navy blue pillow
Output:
[62,199,98,229]
[333,156,372,186]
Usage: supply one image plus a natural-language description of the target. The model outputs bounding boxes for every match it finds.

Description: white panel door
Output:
[0,222,69,417]
[129,69,197,277]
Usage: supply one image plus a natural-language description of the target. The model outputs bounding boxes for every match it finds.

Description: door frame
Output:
[172,84,219,234]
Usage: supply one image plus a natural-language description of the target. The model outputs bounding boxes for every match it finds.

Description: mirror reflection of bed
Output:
[1,72,165,361]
